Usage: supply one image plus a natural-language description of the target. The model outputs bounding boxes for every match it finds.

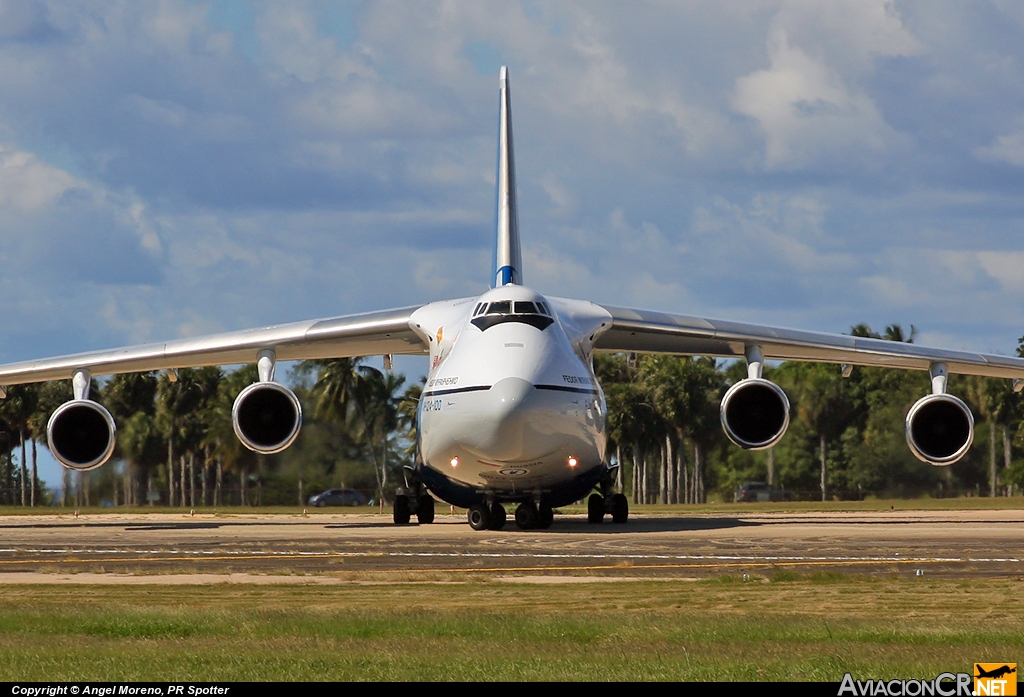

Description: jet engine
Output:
[905,393,974,465]
[231,381,302,454]
[720,378,791,450]
[47,400,117,471]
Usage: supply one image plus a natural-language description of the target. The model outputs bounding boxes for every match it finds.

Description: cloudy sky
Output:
[3,1,1024,486]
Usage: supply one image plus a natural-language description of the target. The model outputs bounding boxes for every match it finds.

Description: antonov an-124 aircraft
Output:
[2,68,1023,530]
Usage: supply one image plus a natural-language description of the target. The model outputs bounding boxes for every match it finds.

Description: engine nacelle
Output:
[46,400,117,471]
[232,381,302,454]
[905,393,974,465]
[720,378,791,450]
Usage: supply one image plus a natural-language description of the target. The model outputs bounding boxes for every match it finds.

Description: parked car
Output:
[308,488,368,507]
[734,482,794,502]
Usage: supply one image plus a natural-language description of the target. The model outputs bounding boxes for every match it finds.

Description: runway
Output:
[0,509,1021,582]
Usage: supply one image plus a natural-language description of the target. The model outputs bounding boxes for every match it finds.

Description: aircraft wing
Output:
[593,305,1024,379]
[0,305,428,386]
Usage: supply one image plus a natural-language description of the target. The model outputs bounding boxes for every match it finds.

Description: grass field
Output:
[0,574,1020,681]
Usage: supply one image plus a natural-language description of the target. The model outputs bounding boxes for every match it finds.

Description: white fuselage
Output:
[410,286,612,501]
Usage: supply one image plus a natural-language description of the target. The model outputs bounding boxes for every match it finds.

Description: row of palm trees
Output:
[0,359,415,508]
[601,325,1024,503]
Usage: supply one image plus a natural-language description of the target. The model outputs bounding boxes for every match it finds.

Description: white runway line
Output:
[0,547,1019,564]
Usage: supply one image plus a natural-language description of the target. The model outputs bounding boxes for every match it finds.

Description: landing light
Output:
[568,456,577,468]
[450,457,459,468]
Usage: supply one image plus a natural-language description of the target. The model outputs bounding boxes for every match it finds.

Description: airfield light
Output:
[450,457,459,468]
[568,456,578,468]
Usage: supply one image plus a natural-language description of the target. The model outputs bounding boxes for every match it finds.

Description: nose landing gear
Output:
[514,502,538,529]
[489,502,507,530]
[467,503,491,531]
[466,500,553,530]
[513,501,553,530]
[466,501,508,530]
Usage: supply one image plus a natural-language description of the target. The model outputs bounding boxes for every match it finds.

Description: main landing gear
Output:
[587,492,629,525]
[393,490,435,525]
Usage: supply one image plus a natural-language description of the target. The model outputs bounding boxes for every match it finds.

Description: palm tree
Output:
[305,358,406,505]
[968,376,1017,497]
[118,411,163,505]
[779,362,852,501]
[2,385,38,506]
[397,378,425,462]
[307,358,362,425]
[351,366,405,506]
[189,367,224,506]
[157,368,217,507]
[640,355,723,504]
[27,382,73,505]
[201,365,258,506]
[604,379,656,504]
[104,372,159,505]
[0,410,14,505]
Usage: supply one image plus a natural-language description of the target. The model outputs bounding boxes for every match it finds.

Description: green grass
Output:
[0,575,1020,681]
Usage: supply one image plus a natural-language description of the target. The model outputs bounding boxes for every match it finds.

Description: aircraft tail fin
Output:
[493,66,522,287]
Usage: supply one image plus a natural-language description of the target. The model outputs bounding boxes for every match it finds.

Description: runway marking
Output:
[0,548,1020,567]
[0,558,1003,575]
[433,559,980,573]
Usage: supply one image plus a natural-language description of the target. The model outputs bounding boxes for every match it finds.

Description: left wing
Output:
[0,305,429,387]
[593,305,1024,379]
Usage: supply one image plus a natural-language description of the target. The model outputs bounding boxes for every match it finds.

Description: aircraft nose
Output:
[489,377,535,420]
[462,377,538,461]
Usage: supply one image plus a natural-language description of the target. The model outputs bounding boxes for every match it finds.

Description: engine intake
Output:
[232,382,302,454]
[720,378,790,450]
[47,400,117,471]
[905,393,974,465]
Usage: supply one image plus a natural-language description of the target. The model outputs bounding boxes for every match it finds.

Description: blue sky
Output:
[3,1,1024,492]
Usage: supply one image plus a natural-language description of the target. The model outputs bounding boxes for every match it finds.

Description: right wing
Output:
[593,305,1024,380]
[0,305,429,386]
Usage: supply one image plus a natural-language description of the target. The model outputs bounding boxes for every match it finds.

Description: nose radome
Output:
[490,377,535,419]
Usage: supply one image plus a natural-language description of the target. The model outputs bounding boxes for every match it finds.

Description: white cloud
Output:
[730,0,920,170]
[975,128,1024,167]
[691,194,854,274]
[0,145,79,211]
[976,251,1024,291]
[732,29,908,170]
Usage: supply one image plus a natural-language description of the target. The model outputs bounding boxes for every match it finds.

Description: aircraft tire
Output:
[515,502,538,530]
[611,494,629,524]
[416,496,435,524]
[537,502,554,529]
[467,503,491,531]
[488,502,507,530]
[587,494,604,524]
[393,495,411,525]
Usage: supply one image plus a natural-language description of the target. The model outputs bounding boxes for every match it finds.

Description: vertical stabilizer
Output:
[493,66,522,287]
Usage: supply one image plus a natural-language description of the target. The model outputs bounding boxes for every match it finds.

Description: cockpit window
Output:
[471,299,555,332]
[477,299,552,319]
